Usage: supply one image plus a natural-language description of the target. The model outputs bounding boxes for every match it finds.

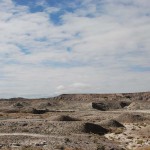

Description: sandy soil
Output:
[105,123,150,150]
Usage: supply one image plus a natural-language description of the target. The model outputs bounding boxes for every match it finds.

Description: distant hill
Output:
[0,91,150,102]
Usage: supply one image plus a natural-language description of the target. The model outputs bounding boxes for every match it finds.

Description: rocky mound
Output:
[38,121,108,135]
[127,102,150,110]
[100,119,124,128]
[92,101,131,111]
[52,115,81,121]
[116,113,146,123]
[31,108,49,114]
[127,102,140,110]
[83,123,108,135]
[12,102,29,108]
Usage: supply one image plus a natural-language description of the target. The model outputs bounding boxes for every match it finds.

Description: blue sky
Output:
[0,0,150,98]
[13,0,78,24]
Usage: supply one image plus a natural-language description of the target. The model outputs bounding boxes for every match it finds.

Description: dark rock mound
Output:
[92,102,108,111]
[52,115,81,121]
[116,113,146,123]
[100,119,124,128]
[32,108,49,114]
[83,123,108,135]
[92,101,131,111]
[119,101,131,108]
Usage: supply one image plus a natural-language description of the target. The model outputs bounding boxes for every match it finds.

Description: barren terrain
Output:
[0,92,149,150]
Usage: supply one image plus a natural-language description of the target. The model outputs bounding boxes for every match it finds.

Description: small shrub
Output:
[22,129,29,132]
[65,138,71,143]
[114,128,124,134]
[137,140,144,144]
[55,145,65,150]
[97,144,105,150]
[127,136,134,139]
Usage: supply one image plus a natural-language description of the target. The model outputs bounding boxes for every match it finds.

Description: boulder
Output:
[83,123,108,135]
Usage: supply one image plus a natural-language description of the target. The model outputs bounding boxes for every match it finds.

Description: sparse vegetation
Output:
[114,128,124,134]
[127,136,134,139]
[97,144,105,150]
[0,92,149,150]
[137,140,144,144]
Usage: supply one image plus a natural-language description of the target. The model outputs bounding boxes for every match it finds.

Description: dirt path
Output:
[0,118,46,122]
[0,133,47,137]
[92,110,150,114]
[107,110,150,114]
[0,133,65,138]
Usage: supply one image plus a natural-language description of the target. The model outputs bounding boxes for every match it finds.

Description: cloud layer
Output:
[0,0,150,98]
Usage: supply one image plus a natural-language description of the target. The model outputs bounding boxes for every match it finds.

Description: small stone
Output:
[12,143,21,147]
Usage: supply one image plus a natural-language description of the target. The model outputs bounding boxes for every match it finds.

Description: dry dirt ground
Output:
[0,92,149,150]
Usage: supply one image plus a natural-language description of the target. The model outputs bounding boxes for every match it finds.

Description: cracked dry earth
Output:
[0,92,149,150]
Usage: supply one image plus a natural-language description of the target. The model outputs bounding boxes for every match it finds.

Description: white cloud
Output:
[0,0,150,98]
[56,85,65,90]
[71,82,90,89]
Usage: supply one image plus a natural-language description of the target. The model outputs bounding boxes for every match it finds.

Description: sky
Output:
[0,0,150,98]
